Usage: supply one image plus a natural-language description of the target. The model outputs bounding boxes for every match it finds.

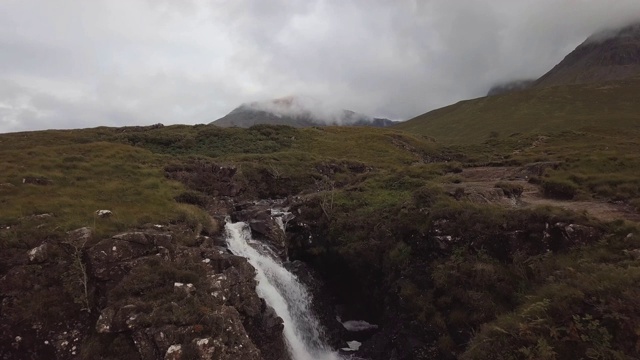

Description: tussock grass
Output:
[0,141,202,248]
[395,78,640,144]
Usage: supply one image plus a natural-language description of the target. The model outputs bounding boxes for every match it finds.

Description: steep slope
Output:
[212,96,394,128]
[535,22,640,88]
[397,22,640,144]
[394,78,640,144]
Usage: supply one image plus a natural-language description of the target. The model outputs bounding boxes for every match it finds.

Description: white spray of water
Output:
[225,221,343,360]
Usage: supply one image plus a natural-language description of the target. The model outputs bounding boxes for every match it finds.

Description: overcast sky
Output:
[1,0,639,133]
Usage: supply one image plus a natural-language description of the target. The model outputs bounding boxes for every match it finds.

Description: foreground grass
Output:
[0,141,207,248]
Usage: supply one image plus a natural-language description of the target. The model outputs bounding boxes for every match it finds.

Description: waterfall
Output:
[225,221,343,360]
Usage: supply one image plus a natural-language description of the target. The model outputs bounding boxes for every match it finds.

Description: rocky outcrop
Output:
[232,201,293,260]
[88,229,290,360]
[165,160,242,198]
[0,225,290,360]
[428,218,602,257]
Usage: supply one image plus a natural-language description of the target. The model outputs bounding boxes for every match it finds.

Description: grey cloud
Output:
[1,0,640,133]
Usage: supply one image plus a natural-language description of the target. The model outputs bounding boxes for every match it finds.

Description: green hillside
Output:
[0,125,436,237]
[395,77,640,144]
[2,121,640,359]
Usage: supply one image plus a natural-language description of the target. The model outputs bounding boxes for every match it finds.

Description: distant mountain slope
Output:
[212,96,394,128]
[397,23,640,144]
[534,22,640,88]
[394,78,640,144]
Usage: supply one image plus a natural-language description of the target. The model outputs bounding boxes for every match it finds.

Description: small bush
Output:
[174,191,208,207]
[542,179,578,200]
[412,185,442,207]
[528,176,542,184]
[495,182,524,198]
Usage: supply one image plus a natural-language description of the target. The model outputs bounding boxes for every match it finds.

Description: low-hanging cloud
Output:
[1,0,640,133]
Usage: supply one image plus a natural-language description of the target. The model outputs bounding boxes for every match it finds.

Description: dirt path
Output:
[454,166,640,223]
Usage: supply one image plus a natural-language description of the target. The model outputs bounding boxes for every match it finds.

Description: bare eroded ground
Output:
[452,166,640,223]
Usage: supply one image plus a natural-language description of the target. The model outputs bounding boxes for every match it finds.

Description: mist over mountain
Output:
[211,96,395,128]
[485,21,640,96]
[401,20,640,144]
[534,22,640,88]
[486,79,535,96]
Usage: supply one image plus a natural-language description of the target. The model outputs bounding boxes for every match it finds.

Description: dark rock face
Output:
[284,260,347,350]
[0,236,93,359]
[285,193,607,360]
[427,218,602,258]
[0,226,291,360]
[89,230,290,360]
[232,201,293,260]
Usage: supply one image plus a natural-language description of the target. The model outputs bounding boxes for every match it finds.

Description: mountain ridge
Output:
[399,22,640,143]
[534,22,640,88]
[211,96,395,128]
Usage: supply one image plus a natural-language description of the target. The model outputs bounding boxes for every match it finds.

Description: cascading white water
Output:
[225,221,343,360]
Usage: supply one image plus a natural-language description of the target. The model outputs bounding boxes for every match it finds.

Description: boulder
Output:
[232,201,292,260]
[95,210,112,218]
[542,222,602,251]
[85,226,290,360]
[67,227,92,245]
[22,177,53,185]
[27,243,52,263]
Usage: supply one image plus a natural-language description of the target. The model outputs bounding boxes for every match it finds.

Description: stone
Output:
[95,210,112,218]
[67,227,92,244]
[27,243,51,263]
[22,177,53,185]
[20,213,53,221]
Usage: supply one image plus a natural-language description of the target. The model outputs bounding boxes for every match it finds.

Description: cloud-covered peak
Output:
[2,1,640,133]
[215,96,393,127]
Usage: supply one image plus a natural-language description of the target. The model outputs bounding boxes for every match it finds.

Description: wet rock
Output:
[286,260,346,349]
[358,318,441,360]
[232,201,292,260]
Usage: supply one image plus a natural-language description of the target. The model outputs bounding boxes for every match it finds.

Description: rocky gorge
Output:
[1,123,639,360]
